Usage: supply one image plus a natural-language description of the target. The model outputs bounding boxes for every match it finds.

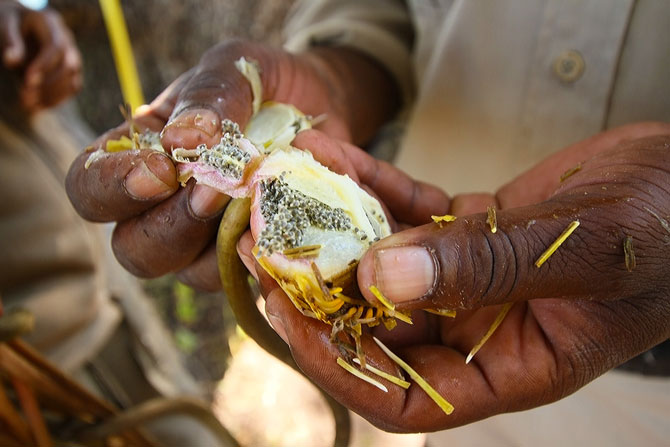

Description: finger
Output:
[497,121,670,208]
[293,129,451,225]
[160,42,263,150]
[339,138,451,225]
[22,9,68,87]
[1,7,25,67]
[358,136,670,310]
[263,287,500,432]
[66,149,179,222]
[23,51,81,110]
[291,129,361,181]
[449,193,497,216]
[66,71,201,226]
[39,65,82,107]
[111,181,229,278]
[236,230,259,282]
[175,241,222,292]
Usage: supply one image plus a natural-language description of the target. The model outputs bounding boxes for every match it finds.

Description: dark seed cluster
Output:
[256,178,353,255]
[136,130,162,150]
[221,119,243,142]
[196,120,251,179]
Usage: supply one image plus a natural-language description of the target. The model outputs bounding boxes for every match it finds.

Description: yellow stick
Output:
[534,220,580,268]
[466,302,513,364]
[486,206,497,233]
[431,214,457,224]
[99,0,145,111]
[352,358,411,389]
[373,337,454,415]
[369,285,395,310]
[425,308,457,318]
[336,357,388,392]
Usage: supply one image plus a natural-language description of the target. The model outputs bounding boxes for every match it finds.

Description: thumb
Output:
[359,134,670,310]
[357,198,657,311]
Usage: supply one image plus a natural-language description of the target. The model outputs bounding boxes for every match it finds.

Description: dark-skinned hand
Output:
[251,122,670,433]
[0,1,81,113]
[65,40,405,291]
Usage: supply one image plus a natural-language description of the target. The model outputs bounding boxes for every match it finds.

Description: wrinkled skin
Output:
[65,40,407,290]
[0,2,81,113]
[258,125,670,432]
[65,39,670,432]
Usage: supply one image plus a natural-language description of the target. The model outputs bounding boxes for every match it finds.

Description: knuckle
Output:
[202,38,255,64]
[453,224,524,309]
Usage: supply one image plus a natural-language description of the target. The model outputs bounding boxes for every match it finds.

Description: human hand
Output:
[0,2,81,113]
[65,40,400,291]
[260,122,670,432]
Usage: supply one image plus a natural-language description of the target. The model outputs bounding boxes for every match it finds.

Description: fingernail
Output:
[374,246,436,303]
[189,184,229,218]
[267,313,289,345]
[163,109,220,147]
[125,158,173,199]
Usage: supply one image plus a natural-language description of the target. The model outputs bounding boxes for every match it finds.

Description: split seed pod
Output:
[173,104,413,359]
[172,58,456,421]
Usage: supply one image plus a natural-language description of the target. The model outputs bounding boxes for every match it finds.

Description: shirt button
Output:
[552,50,585,83]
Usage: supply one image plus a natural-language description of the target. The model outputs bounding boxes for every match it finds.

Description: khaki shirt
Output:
[0,102,121,372]
[285,0,670,194]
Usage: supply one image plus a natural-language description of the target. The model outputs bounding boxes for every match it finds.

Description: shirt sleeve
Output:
[283,0,416,105]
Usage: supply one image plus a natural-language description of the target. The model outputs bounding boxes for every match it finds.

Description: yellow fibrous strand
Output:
[624,235,636,272]
[425,308,457,318]
[235,57,262,115]
[559,163,582,182]
[431,214,457,224]
[99,0,145,111]
[369,285,394,310]
[486,206,497,233]
[534,220,580,268]
[465,302,514,364]
[352,358,411,389]
[373,336,454,415]
[254,249,410,335]
[368,286,413,325]
[283,245,322,259]
[337,358,387,392]
[105,135,134,152]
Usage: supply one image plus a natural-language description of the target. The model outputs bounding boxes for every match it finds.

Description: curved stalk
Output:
[216,198,351,447]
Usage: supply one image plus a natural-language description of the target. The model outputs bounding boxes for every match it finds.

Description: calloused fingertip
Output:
[161,108,221,150]
[124,156,176,200]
